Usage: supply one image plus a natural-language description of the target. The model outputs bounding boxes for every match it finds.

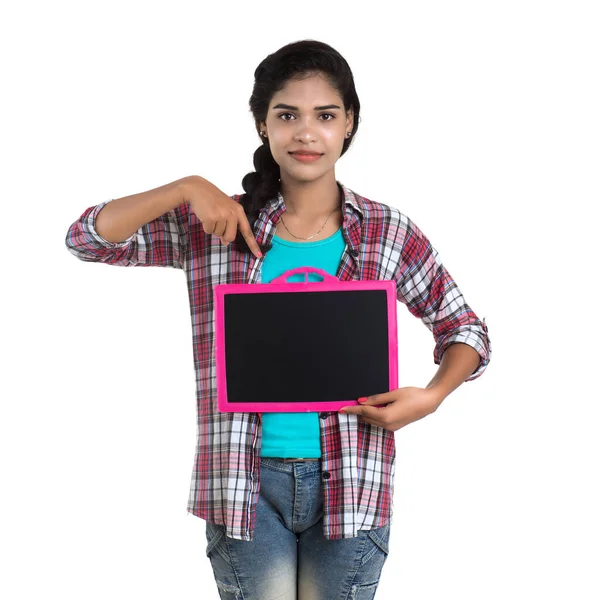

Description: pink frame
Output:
[214,267,398,413]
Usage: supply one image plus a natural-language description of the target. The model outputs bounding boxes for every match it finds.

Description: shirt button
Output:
[322,471,331,479]
[320,412,329,419]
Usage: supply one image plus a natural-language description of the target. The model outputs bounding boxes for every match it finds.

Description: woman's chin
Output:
[281,165,330,182]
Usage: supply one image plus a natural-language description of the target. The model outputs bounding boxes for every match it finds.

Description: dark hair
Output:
[235,39,361,254]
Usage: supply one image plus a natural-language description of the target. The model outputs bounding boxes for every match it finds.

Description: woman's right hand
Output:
[180,175,262,258]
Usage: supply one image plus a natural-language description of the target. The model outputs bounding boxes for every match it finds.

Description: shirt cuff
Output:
[434,317,492,382]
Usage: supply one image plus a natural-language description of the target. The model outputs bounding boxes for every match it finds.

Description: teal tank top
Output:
[260,226,346,458]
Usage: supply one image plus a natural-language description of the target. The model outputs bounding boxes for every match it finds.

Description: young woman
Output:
[66,39,491,600]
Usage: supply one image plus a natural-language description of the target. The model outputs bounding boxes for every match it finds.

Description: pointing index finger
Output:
[237,211,262,257]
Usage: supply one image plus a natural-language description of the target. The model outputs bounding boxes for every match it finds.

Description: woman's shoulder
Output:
[344,184,412,227]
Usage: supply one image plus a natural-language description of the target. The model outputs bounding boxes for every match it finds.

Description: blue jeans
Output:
[205,456,391,599]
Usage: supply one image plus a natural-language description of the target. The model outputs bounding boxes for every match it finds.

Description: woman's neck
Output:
[280,178,342,220]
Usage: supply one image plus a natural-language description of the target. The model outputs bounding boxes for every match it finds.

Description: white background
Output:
[2,1,592,598]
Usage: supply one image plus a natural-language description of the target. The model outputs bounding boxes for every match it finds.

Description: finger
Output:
[361,416,386,428]
[360,393,394,406]
[360,410,389,428]
[223,218,238,245]
[202,219,216,235]
[342,405,384,420]
[237,210,262,257]
[213,220,227,237]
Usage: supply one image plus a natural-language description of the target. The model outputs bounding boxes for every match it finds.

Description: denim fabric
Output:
[205,456,391,599]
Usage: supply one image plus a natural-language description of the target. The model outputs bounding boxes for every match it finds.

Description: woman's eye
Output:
[278,113,335,121]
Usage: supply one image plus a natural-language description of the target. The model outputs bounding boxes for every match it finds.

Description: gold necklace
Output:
[279,205,341,241]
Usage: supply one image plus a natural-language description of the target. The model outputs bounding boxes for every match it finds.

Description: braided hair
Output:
[235,39,361,254]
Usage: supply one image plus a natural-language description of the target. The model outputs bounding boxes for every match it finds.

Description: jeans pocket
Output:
[360,522,390,566]
[350,523,391,598]
[205,521,233,566]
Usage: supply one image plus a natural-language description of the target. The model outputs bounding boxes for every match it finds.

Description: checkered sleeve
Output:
[65,200,189,268]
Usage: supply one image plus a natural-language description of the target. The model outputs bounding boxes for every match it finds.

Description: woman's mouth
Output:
[289,152,323,162]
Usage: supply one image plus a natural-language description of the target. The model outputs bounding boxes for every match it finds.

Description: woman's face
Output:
[261,74,354,184]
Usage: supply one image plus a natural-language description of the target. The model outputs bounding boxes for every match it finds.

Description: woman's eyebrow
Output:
[272,103,341,111]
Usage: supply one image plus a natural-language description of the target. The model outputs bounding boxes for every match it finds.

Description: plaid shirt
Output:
[65,181,491,541]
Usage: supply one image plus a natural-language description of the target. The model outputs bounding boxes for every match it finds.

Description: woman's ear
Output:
[346,108,354,135]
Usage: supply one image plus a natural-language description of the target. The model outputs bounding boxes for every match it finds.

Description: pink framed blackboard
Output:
[214,266,398,413]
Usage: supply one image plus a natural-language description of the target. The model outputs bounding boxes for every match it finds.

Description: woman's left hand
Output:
[339,387,441,432]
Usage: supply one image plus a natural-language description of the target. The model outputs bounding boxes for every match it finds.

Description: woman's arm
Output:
[64,177,191,268]
[339,214,491,429]
[425,343,481,408]
[339,343,482,428]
